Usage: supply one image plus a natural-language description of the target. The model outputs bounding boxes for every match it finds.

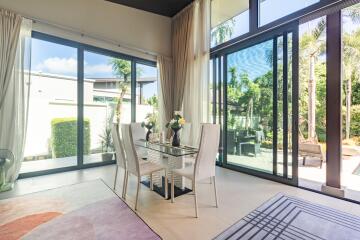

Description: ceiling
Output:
[211,0,249,28]
[106,0,194,17]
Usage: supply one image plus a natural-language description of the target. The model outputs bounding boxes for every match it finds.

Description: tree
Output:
[111,59,131,123]
[211,20,235,46]
[300,18,326,141]
[342,4,360,139]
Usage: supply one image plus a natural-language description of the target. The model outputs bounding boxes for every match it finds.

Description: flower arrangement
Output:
[166,111,186,147]
[141,112,157,130]
[141,113,157,141]
[166,111,186,130]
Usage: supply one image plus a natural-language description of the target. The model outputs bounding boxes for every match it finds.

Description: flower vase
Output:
[146,129,152,141]
[172,128,180,147]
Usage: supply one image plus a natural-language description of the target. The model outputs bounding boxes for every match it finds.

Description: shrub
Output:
[350,105,360,136]
[51,118,90,158]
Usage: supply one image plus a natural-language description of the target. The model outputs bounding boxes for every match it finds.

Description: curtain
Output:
[157,56,174,132]
[0,9,32,191]
[183,0,211,146]
[172,4,195,113]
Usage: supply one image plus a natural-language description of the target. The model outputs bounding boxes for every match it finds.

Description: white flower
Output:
[174,111,182,116]
[170,119,176,125]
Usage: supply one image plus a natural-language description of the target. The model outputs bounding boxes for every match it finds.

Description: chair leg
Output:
[135,178,140,211]
[171,173,175,203]
[164,169,168,199]
[121,169,127,199]
[123,171,129,200]
[193,181,198,218]
[150,173,153,191]
[113,165,119,190]
[213,176,218,208]
[303,156,306,166]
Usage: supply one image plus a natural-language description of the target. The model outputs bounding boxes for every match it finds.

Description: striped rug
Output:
[214,194,360,240]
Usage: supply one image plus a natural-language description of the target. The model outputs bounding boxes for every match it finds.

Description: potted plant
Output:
[166,111,186,147]
[99,124,114,161]
[141,113,157,141]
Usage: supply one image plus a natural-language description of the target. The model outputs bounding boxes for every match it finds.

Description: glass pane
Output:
[341,3,360,202]
[211,0,249,47]
[227,40,274,174]
[277,36,284,176]
[298,17,327,190]
[136,63,158,126]
[21,39,78,173]
[83,51,132,164]
[287,32,293,178]
[259,0,320,27]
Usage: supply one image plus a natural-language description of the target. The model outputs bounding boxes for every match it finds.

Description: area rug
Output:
[0,180,161,240]
[214,193,360,240]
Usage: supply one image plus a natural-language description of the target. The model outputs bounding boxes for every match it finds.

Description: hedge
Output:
[51,118,90,158]
[351,105,360,136]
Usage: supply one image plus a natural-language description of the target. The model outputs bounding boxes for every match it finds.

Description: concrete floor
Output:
[1,165,359,240]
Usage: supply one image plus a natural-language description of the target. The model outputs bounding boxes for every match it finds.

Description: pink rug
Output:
[0,180,161,240]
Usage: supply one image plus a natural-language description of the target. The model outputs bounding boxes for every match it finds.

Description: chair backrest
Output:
[121,124,140,176]
[194,124,220,180]
[131,123,146,142]
[111,123,126,169]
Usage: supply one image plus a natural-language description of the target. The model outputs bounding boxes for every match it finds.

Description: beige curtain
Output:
[157,55,174,131]
[183,0,211,146]
[172,4,195,112]
[0,8,32,191]
[0,9,22,109]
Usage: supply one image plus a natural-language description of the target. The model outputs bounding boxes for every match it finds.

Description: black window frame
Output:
[19,31,156,179]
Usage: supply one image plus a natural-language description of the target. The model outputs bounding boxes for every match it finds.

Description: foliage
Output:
[51,118,90,158]
[350,105,360,136]
[166,112,186,130]
[141,112,157,130]
[227,65,273,141]
[146,95,158,109]
[110,59,143,123]
[211,19,235,46]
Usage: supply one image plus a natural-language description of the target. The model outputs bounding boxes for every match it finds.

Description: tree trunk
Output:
[308,55,316,141]
[345,77,352,140]
[116,77,128,124]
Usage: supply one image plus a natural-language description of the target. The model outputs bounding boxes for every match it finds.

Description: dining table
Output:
[135,139,198,199]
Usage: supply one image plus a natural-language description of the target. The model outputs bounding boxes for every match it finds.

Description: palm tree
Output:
[211,20,235,46]
[111,59,131,123]
[342,4,360,139]
[300,18,326,141]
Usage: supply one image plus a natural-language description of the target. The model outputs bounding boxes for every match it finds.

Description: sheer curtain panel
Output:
[0,8,32,191]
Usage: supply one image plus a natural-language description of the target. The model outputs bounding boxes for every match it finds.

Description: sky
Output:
[30,0,359,94]
[226,1,360,81]
[30,38,158,99]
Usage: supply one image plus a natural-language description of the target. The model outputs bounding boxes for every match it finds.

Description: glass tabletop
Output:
[135,140,198,157]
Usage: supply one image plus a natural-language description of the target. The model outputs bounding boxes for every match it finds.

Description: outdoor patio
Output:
[227,148,360,202]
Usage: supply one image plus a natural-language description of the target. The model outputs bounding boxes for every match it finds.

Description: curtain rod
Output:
[30,17,161,58]
[2,7,173,60]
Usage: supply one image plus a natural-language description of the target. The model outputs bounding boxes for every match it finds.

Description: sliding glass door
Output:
[19,32,156,178]
[213,24,299,184]
[21,38,79,174]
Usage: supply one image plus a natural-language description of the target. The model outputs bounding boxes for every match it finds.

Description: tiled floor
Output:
[1,165,359,240]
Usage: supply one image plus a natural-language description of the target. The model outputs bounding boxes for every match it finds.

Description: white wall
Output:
[0,0,172,60]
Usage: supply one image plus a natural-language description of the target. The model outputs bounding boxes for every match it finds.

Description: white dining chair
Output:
[111,123,127,198]
[171,123,220,218]
[121,124,168,211]
[131,122,148,159]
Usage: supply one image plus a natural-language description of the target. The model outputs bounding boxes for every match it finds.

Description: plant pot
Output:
[101,152,114,162]
[172,128,181,147]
